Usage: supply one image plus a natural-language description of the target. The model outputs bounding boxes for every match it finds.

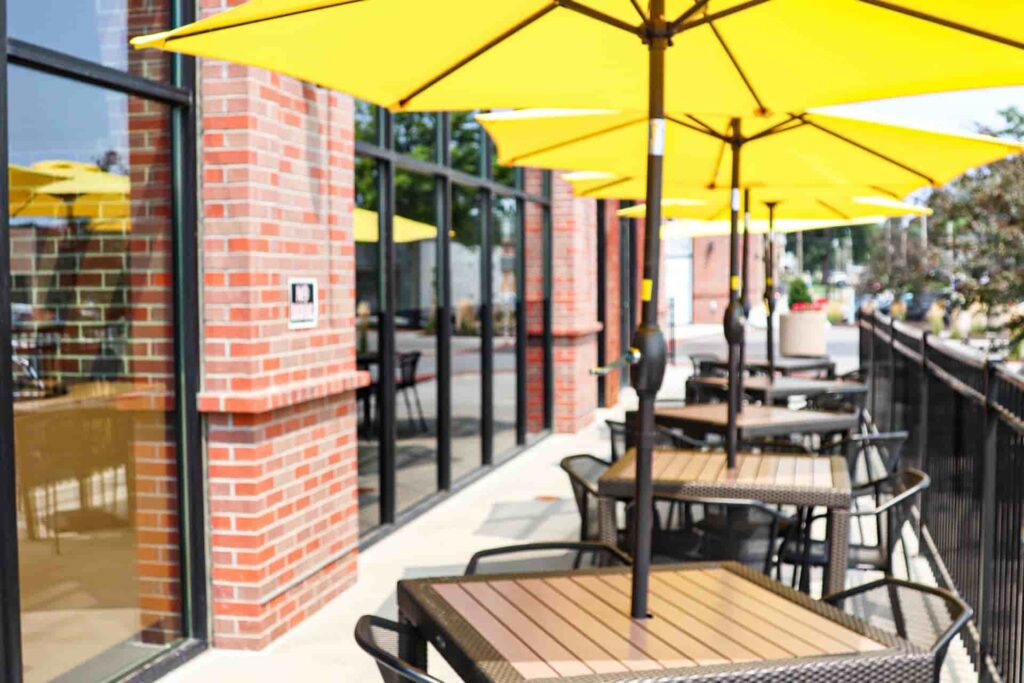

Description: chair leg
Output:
[401,387,415,430]
[412,386,428,432]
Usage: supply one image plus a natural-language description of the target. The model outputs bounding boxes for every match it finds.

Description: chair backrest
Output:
[605,419,627,461]
[679,497,788,574]
[354,615,444,683]
[464,542,631,576]
[858,468,929,562]
[397,351,421,386]
[689,353,722,377]
[825,578,972,683]
[560,454,609,540]
[607,419,706,458]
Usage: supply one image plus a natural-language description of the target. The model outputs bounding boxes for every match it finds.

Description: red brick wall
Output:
[550,176,600,433]
[197,14,366,646]
[692,235,765,325]
[600,200,621,406]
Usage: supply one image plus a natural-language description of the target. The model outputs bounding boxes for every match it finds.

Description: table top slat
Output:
[679,452,709,481]
[595,574,756,664]
[813,457,832,488]
[652,451,678,479]
[658,450,694,481]
[794,458,814,488]
[755,455,781,485]
[431,584,560,680]
[696,454,726,482]
[546,577,692,668]
[776,457,798,487]
[515,579,663,673]
[489,581,629,675]
[683,570,852,655]
[710,570,885,652]
[461,583,593,678]
[650,573,807,659]
[734,453,762,483]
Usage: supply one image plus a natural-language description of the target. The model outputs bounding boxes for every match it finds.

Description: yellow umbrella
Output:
[13,161,130,222]
[483,110,1024,200]
[132,0,1024,616]
[354,207,437,244]
[8,164,63,215]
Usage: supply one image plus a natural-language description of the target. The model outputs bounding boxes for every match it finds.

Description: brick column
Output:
[523,171,546,434]
[600,200,622,406]
[691,235,765,324]
[198,30,367,647]
[549,176,601,433]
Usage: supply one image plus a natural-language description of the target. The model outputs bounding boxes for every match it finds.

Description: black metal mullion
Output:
[515,197,527,445]
[378,113,398,524]
[437,114,452,490]
[6,38,191,105]
[169,1,207,644]
[0,3,24,680]
[619,203,633,389]
[480,188,494,466]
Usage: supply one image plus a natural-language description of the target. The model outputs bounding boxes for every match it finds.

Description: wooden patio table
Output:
[700,356,836,378]
[396,561,931,682]
[597,448,852,595]
[686,376,867,406]
[650,404,858,447]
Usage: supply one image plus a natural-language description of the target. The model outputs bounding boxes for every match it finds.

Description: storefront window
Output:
[7,0,171,81]
[450,112,483,177]
[355,100,380,146]
[7,65,182,682]
[394,169,438,514]
[491,140,519,188]
[492,197,520,459]
[394,113,438,162]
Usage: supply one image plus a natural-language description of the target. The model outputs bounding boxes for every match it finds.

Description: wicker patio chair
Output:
[354,614,443,683]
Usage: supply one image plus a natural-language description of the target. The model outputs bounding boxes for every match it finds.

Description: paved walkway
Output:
[165,327,974,682]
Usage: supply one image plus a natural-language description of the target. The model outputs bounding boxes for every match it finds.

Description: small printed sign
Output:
[288,278,318,329]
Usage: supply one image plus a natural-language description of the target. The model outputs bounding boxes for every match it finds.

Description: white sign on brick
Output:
[288,278,318,329]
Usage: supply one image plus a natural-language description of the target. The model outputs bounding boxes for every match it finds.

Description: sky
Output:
[820,86,1024,137]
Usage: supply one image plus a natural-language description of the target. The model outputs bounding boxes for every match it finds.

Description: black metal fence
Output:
[859,309,1024,683]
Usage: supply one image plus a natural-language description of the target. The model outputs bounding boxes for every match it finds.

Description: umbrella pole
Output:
[738,188,750,411]
[765,202,777,378]
[629,0,668,620]
[723,122,743,470]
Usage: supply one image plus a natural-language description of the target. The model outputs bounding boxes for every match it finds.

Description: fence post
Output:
[868,312,877,420]
[915,331,929,543]
[889,317,897,431]
[978,359,999,681]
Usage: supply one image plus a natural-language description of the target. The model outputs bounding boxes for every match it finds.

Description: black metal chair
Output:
[824,578,972,683]
[560,454,610,541]
[815,430,909,487]
[781,468,930,592]
[654,496,793,575]
[605,419,707,462]
[396,351,427,432]
[688,353,723,377]
[464,541,631,576]
[354,614,442,683]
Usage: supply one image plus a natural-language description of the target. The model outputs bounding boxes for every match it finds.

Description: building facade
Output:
[0,3,649,681]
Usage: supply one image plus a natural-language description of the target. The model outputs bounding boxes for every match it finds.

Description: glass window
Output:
[490,140,519,188]
[450,186,483,480]
[394,113,437,162]
[7,0,171,81]
[492,197,520,459]
[354,100,380,146]
[394,170,438,513]
[450,112,483,176]
[354,155,381,535]
[7,65,182,682]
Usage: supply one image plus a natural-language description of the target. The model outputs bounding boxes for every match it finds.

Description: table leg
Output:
[397,611,428,676]
[824,507,850,596]
[598,495,617,547]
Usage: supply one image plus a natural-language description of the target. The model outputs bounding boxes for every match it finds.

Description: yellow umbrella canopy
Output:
[131,1,1024,115]
[12,161,130,221]
[354,207,437,244]
[482,110,1024,199]
[8,164,63,214]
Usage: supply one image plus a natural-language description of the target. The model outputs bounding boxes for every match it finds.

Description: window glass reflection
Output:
[451,112,483,176]
[492,197,520,459]
[8,65,181,682]
[354,100,379,145]
[8,0,171,81]
[394,170,438,513]
[394,113,437,162]
[450,186,483,480]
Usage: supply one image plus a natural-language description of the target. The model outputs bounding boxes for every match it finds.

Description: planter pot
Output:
[779,310,828,357]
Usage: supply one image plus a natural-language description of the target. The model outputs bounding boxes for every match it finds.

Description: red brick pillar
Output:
[523,171,546,434]
[600,200,621,406]
[550,176,601,432]
[691,235,765,324]
[197,33,367,647]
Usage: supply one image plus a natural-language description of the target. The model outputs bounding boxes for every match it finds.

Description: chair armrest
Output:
[354,615,442,683]
[464,541,632,575]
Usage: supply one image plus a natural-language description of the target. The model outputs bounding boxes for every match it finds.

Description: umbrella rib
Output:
[581,176,632,197]
[859,0,1024,52]
[159,0,367,43]
[707,139,728,189]
[668,0,711,32]
[707,21,768,114]
[398,4,559,108]
[817,199,852,220]
[798,116,938,185]
[554,1,647,36]
[666,114,729,141]
[674,0,775,33]
[744,116,805,143]
[869,185,902,200]
[507,117,647,164]
[629,0,649,25]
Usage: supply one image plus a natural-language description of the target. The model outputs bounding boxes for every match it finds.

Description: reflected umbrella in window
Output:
[11,160,130,232]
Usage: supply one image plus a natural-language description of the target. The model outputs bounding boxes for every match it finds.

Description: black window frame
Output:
[0,2,206,681]
[356,108,553,546]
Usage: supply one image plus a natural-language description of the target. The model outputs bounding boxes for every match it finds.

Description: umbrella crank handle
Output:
[589,347,642,376]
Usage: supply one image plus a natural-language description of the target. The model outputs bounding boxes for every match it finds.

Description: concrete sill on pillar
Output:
[198,368,371,414]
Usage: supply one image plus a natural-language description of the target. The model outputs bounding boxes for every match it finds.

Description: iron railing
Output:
[859,309,1024,683]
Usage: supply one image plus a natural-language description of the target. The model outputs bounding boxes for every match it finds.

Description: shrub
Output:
[788,277,812,306]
